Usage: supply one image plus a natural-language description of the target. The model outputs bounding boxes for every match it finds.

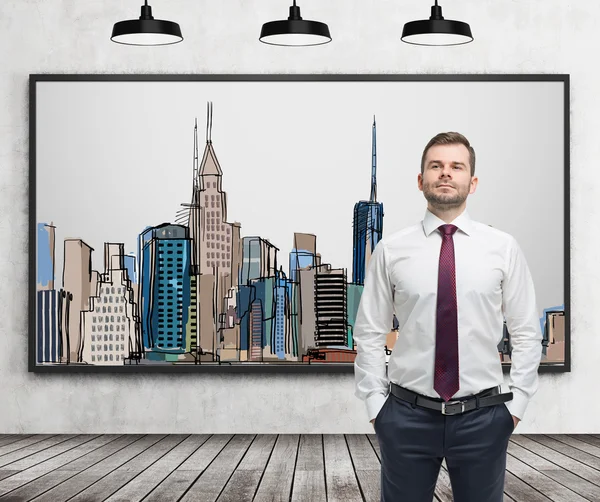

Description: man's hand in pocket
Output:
[512,415,520,429]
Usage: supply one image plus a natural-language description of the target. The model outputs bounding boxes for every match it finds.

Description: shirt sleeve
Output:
[353,239,395,422]
[502,236,544,421]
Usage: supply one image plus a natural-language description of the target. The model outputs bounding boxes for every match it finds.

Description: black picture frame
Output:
[29,74,570,374]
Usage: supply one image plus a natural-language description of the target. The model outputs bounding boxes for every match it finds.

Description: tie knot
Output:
[439,224,458,236]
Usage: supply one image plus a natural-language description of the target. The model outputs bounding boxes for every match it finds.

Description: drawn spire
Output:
[198,101,223,177]
[369,115,377,203]
[206,101,213,143]
[193,117,199,190]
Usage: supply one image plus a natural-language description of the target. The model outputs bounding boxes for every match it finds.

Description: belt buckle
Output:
[441,400,466,415]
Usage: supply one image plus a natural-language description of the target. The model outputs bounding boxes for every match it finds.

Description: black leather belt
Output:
[390,382,513,416]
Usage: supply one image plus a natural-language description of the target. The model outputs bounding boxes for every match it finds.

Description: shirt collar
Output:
[422,207,474,237]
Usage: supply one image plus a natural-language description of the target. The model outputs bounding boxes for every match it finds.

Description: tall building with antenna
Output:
[352,116,384,285]
[185,103,242,362]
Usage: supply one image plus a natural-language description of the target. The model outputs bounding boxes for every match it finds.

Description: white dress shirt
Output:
[353,208,543,422]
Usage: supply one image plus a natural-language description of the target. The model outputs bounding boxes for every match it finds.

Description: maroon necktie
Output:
[434,224,460,401]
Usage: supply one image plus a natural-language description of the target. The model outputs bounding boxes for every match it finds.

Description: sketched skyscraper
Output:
[352,116,384,285]
[62,239,94,363]
[37,223,60,363]
[185,103,242,362]
[139,224,192,361]
[81,243,139,365]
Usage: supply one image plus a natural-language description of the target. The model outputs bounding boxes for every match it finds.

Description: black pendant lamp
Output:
[111,0,183,46]
[401,1,473,46]
[260,1,331,47]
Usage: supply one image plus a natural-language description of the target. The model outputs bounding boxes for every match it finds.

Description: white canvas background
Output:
[36,79,565,314]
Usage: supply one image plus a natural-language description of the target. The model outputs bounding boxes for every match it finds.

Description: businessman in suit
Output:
[353,132,543,501]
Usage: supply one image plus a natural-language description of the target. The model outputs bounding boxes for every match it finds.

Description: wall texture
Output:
[0,0,596,433]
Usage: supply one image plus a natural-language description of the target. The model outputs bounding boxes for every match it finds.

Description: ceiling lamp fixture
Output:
[111,1,183,46]
[401,0,473,46]
[259,1,331,47]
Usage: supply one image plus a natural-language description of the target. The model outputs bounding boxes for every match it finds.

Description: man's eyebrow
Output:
[427,160,466,167]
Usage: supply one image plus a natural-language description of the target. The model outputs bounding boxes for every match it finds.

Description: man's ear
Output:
[469,176,479,194]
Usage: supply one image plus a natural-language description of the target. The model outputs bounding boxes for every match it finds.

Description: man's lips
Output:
[438,184,454,188]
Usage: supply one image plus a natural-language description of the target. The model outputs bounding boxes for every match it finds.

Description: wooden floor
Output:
[0,434,598,501]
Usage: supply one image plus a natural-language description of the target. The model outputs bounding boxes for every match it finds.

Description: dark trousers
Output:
[374,390,515,502]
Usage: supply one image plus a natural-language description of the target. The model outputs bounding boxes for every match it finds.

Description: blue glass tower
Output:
[124,253,138,284]
[289,233,317,283]
[37,223,55,288]
[272,268,288,359]
[289,250,315,283]
[140,224,192,359]
[352,117,384,285]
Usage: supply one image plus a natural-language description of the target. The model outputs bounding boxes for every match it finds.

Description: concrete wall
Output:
[0,0,597,433]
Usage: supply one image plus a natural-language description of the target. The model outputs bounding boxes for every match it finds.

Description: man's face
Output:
[418,143,478,209]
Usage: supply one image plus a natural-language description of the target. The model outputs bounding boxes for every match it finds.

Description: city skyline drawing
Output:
[36,107,393,366]
[32,76,568,370]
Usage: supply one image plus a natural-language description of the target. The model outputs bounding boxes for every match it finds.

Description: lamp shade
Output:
[111,2,183,46]
[260,2,331,47]
[401,1,473,46]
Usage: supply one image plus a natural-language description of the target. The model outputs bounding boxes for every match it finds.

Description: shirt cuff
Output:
[505,388,529,421]
[366,392,389,422]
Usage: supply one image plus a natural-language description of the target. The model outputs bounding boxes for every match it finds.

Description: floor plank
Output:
[510,436,600,500]
[68,435,189,502]
[323,434,363,502]
[0,435,30,441]
[346,434,381,502]
[0,435,144,502]
[523,434,600,472]
[217,434,277,502]
[26,435,164,502]
[546,434,600,459]
[0,436,33,449]
[345,435,380,471]
[0,472,21,485]
[294,471,331,502]
[291,435,325,502]
[0,434,594,501]
[571,435,600,449]
[505,448,590,501]
[518,435,600,482]
[254,434,298,502]
[435,465,454,502]
[0,436,80,470]
[366,434,380,462]
[0,435,100,474]
[179,434,255,502]
[0,435,120,497]
[504,470,553,501]
[104,435,211,502]
[0,435,60,462]
[143,435,233,502]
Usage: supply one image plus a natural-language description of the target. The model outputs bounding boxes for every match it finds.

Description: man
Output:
[353,132,543,502]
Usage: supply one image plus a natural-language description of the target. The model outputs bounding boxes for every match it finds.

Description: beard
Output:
[422,181,469,208]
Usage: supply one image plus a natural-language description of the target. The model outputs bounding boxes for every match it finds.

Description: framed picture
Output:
[29,74,570,373]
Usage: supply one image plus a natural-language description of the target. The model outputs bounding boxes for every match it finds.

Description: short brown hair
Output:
[420,132,476,176]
